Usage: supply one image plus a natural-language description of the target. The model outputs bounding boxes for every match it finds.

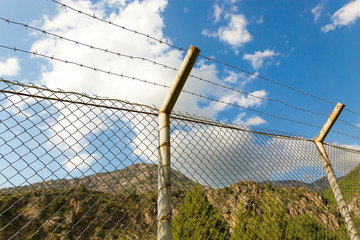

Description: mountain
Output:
[207,181,342,233]
[261,176,333,192]
[1,163,359,239]
[0,163,196,240]
[1,163,195,195]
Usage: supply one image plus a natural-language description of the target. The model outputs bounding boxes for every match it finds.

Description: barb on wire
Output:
[188,75,327,116]
[0,17,179,72]
[0,78,159,114]
[0,23,331,120]
[47,0,360,118]
[1,43,359,140]
[0,44,325,130]
[170,112,315,142]
[181,89,322,129]
[49,0,184,52]
[181,90,360,141]
[0,44,170,90]
[338,119,360,131]
[0,17,330,117]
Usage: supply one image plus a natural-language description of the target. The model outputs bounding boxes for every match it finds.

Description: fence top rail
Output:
[1,78,359,154]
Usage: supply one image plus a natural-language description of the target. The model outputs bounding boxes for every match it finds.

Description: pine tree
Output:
[173,185,230,240]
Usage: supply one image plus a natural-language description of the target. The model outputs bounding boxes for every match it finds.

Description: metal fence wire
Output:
[0,78,359,239]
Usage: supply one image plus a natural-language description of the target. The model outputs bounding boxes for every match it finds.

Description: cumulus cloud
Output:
[243,49,280,70]
[213,4,224,23]
[312,1,325,23]
[223,69,256,87]
[202,3,252,53]
[202,13,252,53]
[232,113,266,126]
[322,0,360,32]
[0,57,21,77]
[24,0,268,172]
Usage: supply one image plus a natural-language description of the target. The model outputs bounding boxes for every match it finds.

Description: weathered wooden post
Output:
[315,103,359,240]
[157,45,200,240]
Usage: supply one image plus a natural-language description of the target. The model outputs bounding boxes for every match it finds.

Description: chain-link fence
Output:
[1,79,359,239]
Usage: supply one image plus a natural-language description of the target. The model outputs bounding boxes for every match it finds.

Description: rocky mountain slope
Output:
[1,163,195,195]
[0,163,359,239]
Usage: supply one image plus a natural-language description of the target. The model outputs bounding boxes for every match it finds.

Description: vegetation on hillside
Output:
[1,163,359,239]
[173,185,230,240]
[321,163,360,204]
[320,163,360,232]
[0,187,158,239]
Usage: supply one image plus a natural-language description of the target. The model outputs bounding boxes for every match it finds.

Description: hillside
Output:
[1,163,195,195]
[1,163,359,239]
[321,163,360,204]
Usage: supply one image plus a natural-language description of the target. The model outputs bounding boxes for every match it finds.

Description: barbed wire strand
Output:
[181,91,360,140]
[48,0,360,117]
[3,77,360,143]
[0,45,327,130]
[1,45,359,140]
[0,78,159,113]
[0,44,170,89]
[0,17,330,118]
[3,18,360,133]
[338,119,360,131]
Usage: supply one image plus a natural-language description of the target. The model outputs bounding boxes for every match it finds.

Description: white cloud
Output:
[256,15,264,24]
[322,0,360,32]
[246,116,267,126]
[222,69,258,87]
[312,1,325,23]
[232,112,266,126]
[0,57,21,77]
[219,89,267,109]
[27,0,267,171]
[167,123,358,188]
[213,4,224,23]
[63,154,98,172]
[243,49,280,70]
[202,13,252,53]
[223,69,247,84]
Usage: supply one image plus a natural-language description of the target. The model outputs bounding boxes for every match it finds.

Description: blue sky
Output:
[1,0,360,187]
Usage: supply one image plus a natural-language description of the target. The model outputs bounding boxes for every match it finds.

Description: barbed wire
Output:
[170,113,315,142]
[180,90,360,141]
[338,119,360,131]
[2,77,357,144]
[181,89,322,129]
[0,17,330,118]
[0,79,160,113]
[323,142,360,154]
[1,44,359,140]
[0,78,159,114]
[0,44,170,89]
[0,44,327,132]
[49,0,184,51]
[47,0,360,117]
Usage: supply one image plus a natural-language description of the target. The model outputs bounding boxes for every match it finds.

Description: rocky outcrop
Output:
[207,181,340,231]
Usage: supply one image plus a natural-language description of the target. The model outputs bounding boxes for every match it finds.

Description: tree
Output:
[231,193,288,240]
[173,185,230,240]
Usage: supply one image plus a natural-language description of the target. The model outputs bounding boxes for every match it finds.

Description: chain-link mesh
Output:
[168,114,360,239]
[1,79,359,239]
[0,79,162,239]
